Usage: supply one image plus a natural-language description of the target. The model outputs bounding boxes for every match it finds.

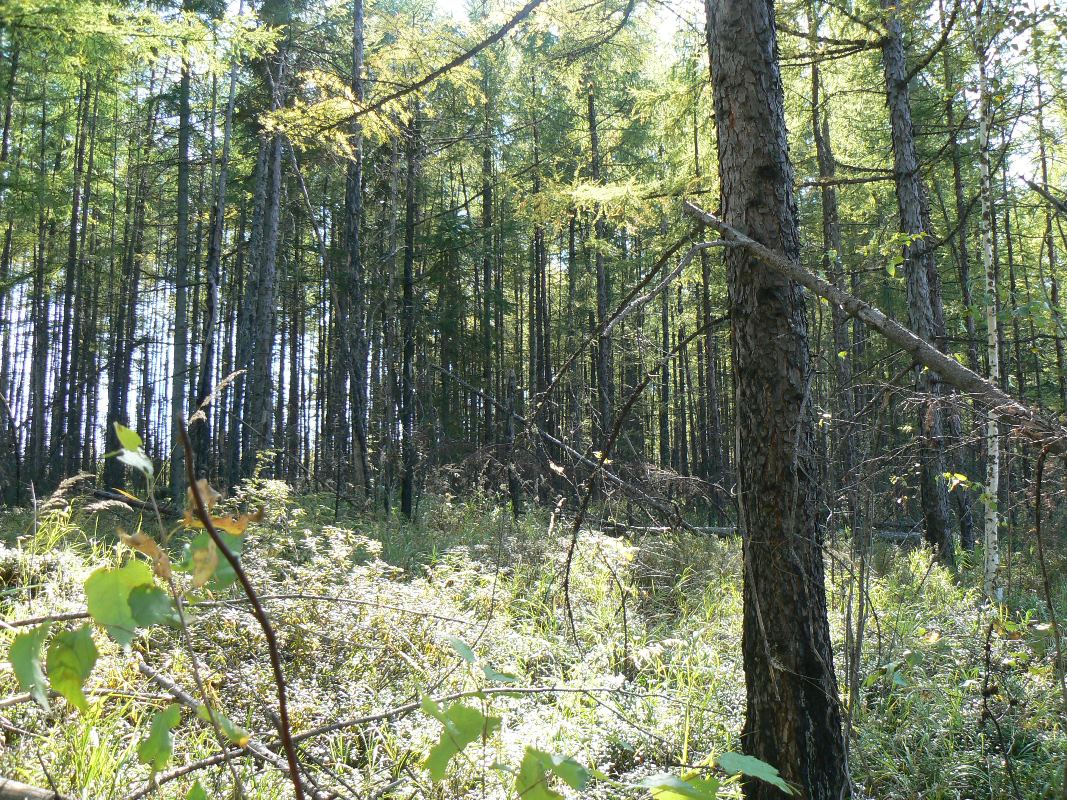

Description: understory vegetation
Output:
[1,479,1064,799]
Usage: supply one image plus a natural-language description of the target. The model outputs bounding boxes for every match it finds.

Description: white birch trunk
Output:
[978,36,1001,601]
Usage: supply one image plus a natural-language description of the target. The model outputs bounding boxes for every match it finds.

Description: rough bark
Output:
[705,0,849,796]
[880,3,954,565]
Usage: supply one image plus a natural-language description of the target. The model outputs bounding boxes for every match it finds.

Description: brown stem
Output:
[178,422,305,800]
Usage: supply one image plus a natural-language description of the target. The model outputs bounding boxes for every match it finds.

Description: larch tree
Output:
[705,0,848,796]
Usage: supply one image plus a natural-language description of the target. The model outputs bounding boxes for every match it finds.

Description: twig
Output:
[178,423,305,800]
[980,620,1024,800]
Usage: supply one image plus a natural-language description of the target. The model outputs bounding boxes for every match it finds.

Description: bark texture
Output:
[705,0,848,796]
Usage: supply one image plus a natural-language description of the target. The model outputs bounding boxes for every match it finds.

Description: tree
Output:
[880,0,955,564]
[705,0,848,796]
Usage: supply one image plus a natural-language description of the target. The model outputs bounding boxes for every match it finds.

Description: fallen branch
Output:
[1028,179,1067,215]
[0,777,70,800]
[430,365,699,532]
[89,489,178,517]
[133,660,325,800]
[682,201,1067,456]
[4,594,473,631]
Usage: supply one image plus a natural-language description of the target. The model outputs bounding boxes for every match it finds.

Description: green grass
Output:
[0,486,1064,799]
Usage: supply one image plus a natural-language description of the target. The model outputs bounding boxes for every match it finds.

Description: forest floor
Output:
[0,478,1064,799]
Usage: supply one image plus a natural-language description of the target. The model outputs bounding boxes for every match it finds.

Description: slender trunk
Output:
[194,41,238,478]
[880,3,954,565]
[50,78,89,482]
[588,84,613,448]
[0,40,17,501]
[400,109,419,519]
[104,69,162,489]
[481,92,494,444]
[172,24,192,500]
[810,7,857,534]
[344,0,370,496]
[976,23,1001,600]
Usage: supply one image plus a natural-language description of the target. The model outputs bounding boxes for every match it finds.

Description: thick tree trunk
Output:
[706,1,848,797]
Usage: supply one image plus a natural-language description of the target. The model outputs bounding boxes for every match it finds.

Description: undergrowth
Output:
[0,483,1064,799]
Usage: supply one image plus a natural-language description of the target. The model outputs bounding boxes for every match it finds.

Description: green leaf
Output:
[10,623,51,709]
[84,560,156,646]
[421,696,501,782]
[186,781,208,800]
[181,531,244,590]
[716,752,792,794]
[114,422,143,451]
[129,584,177,628]
[138,703,181,772]
[195,704,249,746]
[481,664,518,683]
[112,423,153,476]
[515,748,591,800]
[447,636,476,664]
[118,448,154,477]
[46,625,98,711]
[637,773,719,799]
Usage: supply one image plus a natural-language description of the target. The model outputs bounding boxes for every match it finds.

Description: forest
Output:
[0,0,1066,796]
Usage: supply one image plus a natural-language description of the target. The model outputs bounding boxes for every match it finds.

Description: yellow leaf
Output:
[923,630,941,643]
[118,528,173,580]
[190,540,219,589]
[186,479,222,512]
[182,507,264,535]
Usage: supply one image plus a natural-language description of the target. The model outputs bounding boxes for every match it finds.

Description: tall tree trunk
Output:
[0,39,17,502]
[172,19,192,500]
[193,37,238,479]
[587,83,613,449]
[400,109,420,519]
[481,92,494,445]
[1035,63,1066,411]
[706,0,848,796]
[810,8,857,535]
[104,70,161,489]
[880,2,954,565]
[50,78,89,482]
[344,0,371,497]
[976,17,1000,600]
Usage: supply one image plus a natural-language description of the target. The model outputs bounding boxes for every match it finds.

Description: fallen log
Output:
[683,201,1067,457]
[89,489,178,517]
[601,521,737,537]
[0,777,70,800]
